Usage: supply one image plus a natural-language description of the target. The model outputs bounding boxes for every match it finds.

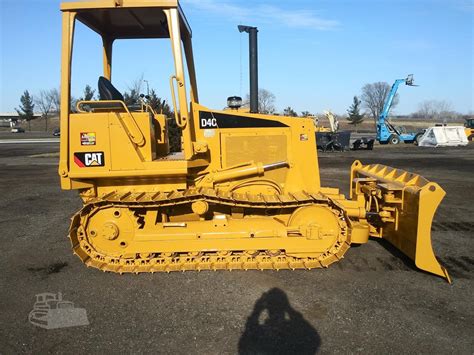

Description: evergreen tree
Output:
[123,89,140,106]
[148,89,172,116]
[81,85,96,101]
[123,76,144,106]
[283,106,298,117]
[167,117,182,153]
[346,96,365,128]
[148,89,181,152]
[16,90,35,131]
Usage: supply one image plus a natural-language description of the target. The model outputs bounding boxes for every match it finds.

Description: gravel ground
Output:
[0,142,472,354]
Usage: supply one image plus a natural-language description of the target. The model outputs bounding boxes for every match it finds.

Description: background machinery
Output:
[465,118,474,141]
[58,0,449,282]
[376,75,424,145]
[315,111,352,152]
[314,111,374,151]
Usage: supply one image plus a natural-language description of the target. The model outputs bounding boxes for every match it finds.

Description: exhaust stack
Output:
[238,25,258,113]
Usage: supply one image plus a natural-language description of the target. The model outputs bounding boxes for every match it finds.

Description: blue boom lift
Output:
[377,74,423,144]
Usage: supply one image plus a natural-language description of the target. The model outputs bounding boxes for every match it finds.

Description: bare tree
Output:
[416,100,455,120]
[416,100,433,118]
[48,88,61,114]
[245,88,276,114]
[35,90,53,131]
[258,89,276,114]
[70,96,78,113]
[361,82,399,122]
[129,74,144,94]
[46,88,80,114]
[124,74,145,106]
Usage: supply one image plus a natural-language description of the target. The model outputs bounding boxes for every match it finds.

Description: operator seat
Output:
[98,76,124,101]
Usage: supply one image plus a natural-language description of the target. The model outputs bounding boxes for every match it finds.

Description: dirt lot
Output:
[0,141,473,354]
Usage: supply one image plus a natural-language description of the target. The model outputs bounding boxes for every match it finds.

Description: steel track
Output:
[69,188,351,273]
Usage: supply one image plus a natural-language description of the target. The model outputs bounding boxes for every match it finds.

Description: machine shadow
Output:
[375,238,418,271]
[238,288,321,355]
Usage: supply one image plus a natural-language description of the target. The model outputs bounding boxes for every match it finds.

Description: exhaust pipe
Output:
[238,25,259,113]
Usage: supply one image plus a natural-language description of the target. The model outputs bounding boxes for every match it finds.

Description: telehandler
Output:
[376,75,424,145]
[59,0,449,282]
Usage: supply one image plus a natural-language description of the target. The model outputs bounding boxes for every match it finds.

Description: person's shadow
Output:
[238,288,321,355]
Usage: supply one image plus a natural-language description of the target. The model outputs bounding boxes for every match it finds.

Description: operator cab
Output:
[57,0,207,192]
[59,1,203,189]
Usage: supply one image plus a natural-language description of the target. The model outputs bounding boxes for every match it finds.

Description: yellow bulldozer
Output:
[58,0,450,282]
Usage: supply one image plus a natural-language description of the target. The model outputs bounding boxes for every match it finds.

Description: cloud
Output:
[184,0,248,18]
[182,0,340,31]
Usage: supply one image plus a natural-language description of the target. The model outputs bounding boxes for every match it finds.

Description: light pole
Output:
[143,79,150,96]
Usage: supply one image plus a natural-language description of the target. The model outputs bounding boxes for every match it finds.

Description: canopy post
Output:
[102,36,114,80]
[164,8,194,159]
[59,11,76,183]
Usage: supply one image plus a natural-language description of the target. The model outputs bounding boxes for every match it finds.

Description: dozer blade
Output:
[351,161,451,283]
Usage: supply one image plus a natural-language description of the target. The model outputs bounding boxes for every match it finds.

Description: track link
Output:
[69,188,351,273]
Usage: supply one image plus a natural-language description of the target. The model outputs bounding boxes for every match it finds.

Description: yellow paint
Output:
[350,160,450,282]
[465,119,474,141]
[59,0,449,282]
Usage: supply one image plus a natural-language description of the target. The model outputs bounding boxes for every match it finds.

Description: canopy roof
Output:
[61,0,191,39]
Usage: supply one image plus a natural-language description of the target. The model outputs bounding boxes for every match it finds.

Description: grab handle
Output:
[169,75,186,128]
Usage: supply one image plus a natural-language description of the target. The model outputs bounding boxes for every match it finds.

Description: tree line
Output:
[347,82,466,126]
[243,83,466,126]
[15,79,181,151]
[16,87,76,131]
[15,80,468,134]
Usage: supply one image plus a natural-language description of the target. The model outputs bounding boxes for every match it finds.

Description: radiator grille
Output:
[223,134,288,183]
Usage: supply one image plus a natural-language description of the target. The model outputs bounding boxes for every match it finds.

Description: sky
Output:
[0,0,473,115]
